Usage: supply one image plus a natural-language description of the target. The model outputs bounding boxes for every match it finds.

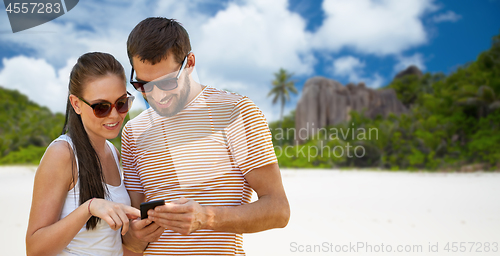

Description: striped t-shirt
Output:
[122,86,277,255]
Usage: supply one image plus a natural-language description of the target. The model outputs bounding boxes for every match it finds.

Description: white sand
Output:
[0,166,37,256]
[2,167,499,256]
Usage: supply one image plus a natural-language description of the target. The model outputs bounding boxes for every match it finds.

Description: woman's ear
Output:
[69,94,82,115]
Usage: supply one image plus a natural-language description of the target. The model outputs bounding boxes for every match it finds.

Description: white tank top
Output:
[53,134,131,256]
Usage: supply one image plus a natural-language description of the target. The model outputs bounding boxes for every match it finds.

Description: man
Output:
[122,17,290,255]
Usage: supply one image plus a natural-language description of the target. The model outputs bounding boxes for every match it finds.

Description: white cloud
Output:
[367,73,385,88]
[0,56,72,113]
[0,54,150,114]
[333,56,365,80]
[432,11,462,23]
[393,53,426,74]
[331,55,384,88]
[197,0,313,77]
[313,0,437,55]
[193,0,315,120]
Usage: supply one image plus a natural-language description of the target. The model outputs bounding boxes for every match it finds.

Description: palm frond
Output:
[269,68,298,119]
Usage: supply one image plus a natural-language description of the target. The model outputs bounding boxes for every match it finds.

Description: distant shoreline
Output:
[2,164,498,173]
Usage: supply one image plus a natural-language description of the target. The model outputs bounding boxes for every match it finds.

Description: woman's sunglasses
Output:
[129,55,188,93]
[77,92,135,118]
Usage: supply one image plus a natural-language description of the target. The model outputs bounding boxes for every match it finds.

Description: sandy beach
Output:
[2,166,499,256]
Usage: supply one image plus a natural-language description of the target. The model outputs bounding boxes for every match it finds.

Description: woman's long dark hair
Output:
[61,52,126,230]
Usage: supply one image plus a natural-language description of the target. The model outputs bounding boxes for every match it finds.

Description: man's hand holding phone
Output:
[147,197,210,236]
[123,200,166,252]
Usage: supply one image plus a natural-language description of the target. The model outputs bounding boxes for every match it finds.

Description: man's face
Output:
[132,52,191,117]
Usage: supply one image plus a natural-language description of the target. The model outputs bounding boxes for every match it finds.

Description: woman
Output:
[26,52,140,256]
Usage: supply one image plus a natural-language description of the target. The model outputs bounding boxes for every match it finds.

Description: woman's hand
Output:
[88,199,140,235]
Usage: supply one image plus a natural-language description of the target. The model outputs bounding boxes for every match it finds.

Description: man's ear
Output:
[69,94,82,115]
[186,52,196,74]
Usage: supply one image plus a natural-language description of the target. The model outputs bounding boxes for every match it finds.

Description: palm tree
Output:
[457,85,500,118]
[268,68,297,128]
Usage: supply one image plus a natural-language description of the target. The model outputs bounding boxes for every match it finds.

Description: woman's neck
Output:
[86,133,108,157]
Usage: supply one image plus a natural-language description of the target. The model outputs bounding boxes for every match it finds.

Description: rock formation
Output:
[395,65,423,79]
[295,77,407,144]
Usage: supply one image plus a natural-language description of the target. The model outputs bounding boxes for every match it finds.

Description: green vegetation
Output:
[270,34,500,171]
[0,87,64,165]
[0,145,48,165]
[0,87,131,165]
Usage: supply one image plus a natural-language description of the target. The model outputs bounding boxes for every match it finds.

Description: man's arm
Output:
[206,163,290,233]
[122,191,165,253]
[148,163,290,235]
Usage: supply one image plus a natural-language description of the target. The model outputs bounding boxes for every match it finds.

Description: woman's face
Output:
[77,74,129,143]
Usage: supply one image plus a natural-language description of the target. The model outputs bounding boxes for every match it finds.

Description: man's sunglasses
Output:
[129,55,188,93]
[78,92,135,118]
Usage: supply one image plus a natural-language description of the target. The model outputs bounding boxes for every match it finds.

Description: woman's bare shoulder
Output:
[36,140,76,185]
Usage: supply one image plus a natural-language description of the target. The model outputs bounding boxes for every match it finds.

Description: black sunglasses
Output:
[130,55,188,93]
[78,92,135,118]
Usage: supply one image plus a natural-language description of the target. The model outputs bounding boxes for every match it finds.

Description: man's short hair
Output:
[127,17,191,66]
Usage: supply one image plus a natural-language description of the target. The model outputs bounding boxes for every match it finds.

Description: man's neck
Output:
[187,79,204,103]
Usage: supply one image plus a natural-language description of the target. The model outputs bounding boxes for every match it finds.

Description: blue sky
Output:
[0,0,499,122]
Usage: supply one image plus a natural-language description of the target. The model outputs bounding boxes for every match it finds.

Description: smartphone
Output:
[140,200,165,220]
